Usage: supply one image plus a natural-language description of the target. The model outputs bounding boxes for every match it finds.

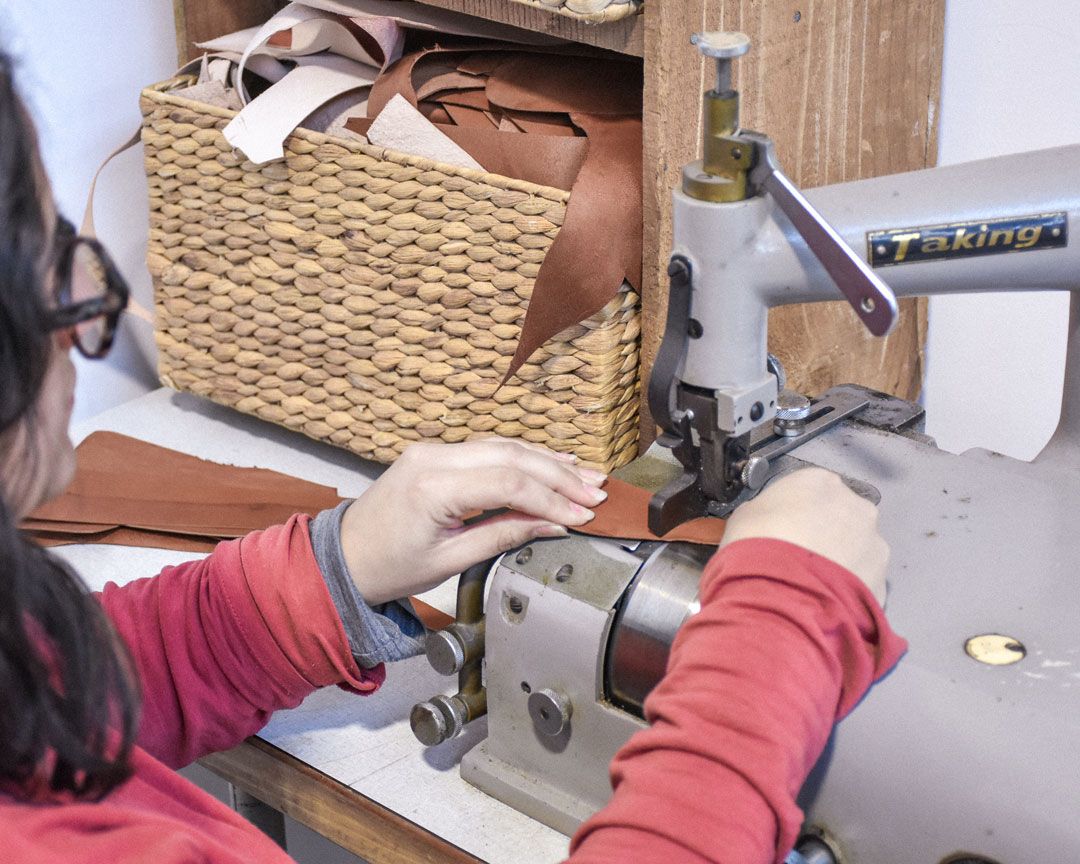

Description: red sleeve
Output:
[97,514,383,768]
[567,538,907,864]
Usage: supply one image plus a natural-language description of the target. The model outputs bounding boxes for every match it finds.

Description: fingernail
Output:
[573,504,596,522]
[577,467,608,486]
[588,486,608,505]
[537,523,569,538]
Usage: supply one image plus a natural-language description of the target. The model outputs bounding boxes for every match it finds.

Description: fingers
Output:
[407,440,608,510]
[423,466,599,529]
[405,438,606,488]
[479,435,580,464]
[430,513,569,581]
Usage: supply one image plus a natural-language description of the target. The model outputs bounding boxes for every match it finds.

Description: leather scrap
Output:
[363,45,642,380]
[346,115,588,191]
[581,476,726,546]
[25,431,344,546]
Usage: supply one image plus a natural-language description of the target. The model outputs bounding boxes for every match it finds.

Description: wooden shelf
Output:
[171,0,941,451]
[412,0,642,55]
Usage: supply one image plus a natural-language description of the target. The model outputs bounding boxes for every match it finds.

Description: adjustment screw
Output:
[528,688,573,737]
[741,456,770,492]
[774,390,812,437]
[425,629,466,676]
[410,701,449,746]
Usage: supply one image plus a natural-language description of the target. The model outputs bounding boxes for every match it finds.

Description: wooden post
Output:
[172,0,282,65]
[641,1,944,443]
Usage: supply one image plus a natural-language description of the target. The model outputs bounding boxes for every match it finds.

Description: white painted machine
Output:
[410,33,1080,864]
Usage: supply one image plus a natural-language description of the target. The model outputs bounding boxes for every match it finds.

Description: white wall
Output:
[924,1,1079,459]
[3,1,176,425]
[8,2,1080,452]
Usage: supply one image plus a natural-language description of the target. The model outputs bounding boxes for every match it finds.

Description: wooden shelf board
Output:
[414,0,643,56]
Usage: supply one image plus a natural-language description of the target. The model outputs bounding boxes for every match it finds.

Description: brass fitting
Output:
[683,32,754,203]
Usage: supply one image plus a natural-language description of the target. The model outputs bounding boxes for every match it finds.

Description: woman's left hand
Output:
[339,438,608,604]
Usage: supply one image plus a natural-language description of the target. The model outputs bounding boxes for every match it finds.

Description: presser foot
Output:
[647,386,880,535]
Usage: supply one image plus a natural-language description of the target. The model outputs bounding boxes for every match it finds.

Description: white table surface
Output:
[57,387,571,864]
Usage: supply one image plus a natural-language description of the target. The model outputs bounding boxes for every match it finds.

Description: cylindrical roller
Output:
[604,542,709,715]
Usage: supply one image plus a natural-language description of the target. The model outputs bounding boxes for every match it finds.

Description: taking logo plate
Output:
[867,212,1067,267]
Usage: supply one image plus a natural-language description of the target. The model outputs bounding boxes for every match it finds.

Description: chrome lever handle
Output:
[745,132,899,336]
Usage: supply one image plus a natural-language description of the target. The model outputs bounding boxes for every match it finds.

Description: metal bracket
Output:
[648,386,872,533]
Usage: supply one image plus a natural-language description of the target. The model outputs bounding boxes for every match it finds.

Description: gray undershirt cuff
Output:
[309,500,426,668]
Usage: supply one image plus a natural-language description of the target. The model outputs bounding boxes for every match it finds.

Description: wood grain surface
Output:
[411,0,643,54]
[172,0,283,64]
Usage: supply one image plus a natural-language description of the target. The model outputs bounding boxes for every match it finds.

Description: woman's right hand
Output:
[718,467,890,604]
[339,438,608,605]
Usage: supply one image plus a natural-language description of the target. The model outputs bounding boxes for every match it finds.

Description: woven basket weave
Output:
[140,81,640,471]
[508,0,642,22]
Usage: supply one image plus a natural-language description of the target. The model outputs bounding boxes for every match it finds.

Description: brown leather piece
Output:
[580,476,726,547]
[408,597,454,631]
[346,116,589,192]
[483,53,642,117]
[505,111,642,379]
[25,431,344,545]
[361,45,642,380]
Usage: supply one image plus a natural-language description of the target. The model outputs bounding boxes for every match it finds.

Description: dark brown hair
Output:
[0,52,138,800]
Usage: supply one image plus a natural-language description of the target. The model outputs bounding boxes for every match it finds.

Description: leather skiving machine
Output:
[409,33,1080,864]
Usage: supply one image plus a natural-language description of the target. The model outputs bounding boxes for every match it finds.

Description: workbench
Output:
[56,387,571,864]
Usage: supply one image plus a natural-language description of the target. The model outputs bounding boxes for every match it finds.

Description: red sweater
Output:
[1,518,904,863]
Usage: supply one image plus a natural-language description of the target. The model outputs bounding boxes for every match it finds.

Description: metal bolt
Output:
[528,688,573,737]
[691,31,751,93]
[515,546,533,565]
[425,629,466,676]
[788,836,836,864]
[411,694,466,747]
[750,401,765,422]
[741,456,770,492]
[555,564,574,583]
[410,701,449,746]
[691,31,751,59]
[774,389,812,437]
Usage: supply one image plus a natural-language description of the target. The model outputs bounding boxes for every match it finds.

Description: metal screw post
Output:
[691,31,751,94]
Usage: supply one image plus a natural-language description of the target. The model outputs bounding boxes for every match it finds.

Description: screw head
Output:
[741,456,770,492]
[425,629,465,676]
[691,31,751,59]
[528,688,573,737]
[410,701,449,746]
[775,389,812,421]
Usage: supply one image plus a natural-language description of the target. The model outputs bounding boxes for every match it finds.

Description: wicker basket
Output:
[508,0,642,22]
[140,81,640,471]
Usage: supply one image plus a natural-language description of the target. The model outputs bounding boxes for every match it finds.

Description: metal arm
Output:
[648,31,1080,535]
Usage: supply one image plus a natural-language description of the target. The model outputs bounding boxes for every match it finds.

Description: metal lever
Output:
[746,132,899,336]
[690,31,899,337]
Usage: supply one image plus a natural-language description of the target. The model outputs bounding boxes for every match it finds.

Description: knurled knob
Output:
[528,688,573,737]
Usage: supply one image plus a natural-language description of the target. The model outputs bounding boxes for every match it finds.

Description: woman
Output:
[0,53,903,863]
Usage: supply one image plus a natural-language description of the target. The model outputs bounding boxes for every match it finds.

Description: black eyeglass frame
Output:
[45,217,129,359]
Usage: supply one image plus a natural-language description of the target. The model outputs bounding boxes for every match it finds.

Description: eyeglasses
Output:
[45,217,129,359]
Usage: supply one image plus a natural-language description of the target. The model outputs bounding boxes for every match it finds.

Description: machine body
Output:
[411,33,1080,863]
